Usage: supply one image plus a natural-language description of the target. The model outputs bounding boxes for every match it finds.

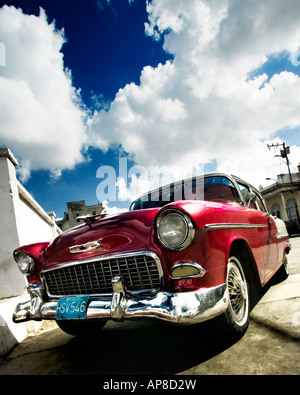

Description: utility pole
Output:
[267,142,295,194]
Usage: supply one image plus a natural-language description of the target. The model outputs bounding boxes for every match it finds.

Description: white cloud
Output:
[89,0,300,189]
[0,6,87,180]
[1,1,300,192]
[102,200,128,215]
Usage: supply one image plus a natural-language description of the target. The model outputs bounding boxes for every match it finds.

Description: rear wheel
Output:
[273,253,289,283]
[56,319,107,336]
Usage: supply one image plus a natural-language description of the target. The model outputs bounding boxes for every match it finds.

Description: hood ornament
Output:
[69,240,101,254]
[76,213,107,225]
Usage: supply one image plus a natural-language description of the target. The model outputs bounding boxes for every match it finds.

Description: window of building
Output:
[286,199,298,222]
[271,204,281,218]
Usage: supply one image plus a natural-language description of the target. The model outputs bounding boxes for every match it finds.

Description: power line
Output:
[278,127,300,139]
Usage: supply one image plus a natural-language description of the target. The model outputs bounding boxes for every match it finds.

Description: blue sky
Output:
[0,0,300,218]
[0,0,172,216]
[0,0,171,101]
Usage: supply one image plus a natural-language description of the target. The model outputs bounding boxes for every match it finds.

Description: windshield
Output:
[130,175,240,210]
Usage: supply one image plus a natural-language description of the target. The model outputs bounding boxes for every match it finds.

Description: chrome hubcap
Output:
[227,258,249,325]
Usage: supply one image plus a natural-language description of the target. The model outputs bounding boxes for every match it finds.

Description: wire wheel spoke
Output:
[227,258,249,324]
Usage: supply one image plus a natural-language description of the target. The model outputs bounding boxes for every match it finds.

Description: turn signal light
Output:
[170,263,206,280]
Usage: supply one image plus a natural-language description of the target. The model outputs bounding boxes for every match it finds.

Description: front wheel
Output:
[217,256,250,337]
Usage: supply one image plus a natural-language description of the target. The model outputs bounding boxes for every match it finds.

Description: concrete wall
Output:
[0,150,25,299]
[0,148,62,356]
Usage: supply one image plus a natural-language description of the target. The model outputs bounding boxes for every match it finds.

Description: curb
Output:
[250,274,300,340]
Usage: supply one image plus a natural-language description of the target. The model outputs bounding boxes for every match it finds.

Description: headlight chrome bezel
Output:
[13,251,35,275]
[156,209,195,251]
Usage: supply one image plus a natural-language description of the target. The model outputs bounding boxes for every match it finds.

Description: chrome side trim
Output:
[205,223,268,230]
[275,233,289,239]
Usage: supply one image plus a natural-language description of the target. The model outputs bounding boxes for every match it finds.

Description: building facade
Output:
[56,200,105,231]
[260,164,300,235]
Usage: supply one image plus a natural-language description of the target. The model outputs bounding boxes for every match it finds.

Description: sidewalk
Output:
[250,236,300,340]
[250,274,300,339]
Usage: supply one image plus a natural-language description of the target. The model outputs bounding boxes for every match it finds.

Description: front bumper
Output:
[13,278,228,325]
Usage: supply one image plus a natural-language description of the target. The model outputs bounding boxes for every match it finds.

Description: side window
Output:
[236,183,256,209]
[253,192,267,212]
[203,176,240,204]
[237,182,267,212]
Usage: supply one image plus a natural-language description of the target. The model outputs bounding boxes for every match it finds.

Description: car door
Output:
[236,181,278,283]
[251,190,279,282]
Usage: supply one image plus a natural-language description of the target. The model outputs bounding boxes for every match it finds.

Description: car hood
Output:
[43,208,161,270]
[42,199,244,269]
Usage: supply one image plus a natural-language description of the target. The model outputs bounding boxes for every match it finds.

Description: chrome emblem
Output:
[69,240,101,254]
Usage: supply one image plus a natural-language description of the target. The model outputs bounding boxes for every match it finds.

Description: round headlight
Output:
[156,210,195,250]
[13,251,35,275]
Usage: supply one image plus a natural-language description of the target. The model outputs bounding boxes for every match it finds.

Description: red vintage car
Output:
[13,173,290,337]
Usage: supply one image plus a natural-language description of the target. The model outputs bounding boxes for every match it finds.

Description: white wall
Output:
[0,148,62,356]
[0,151,25,299]
[16,181,60,245]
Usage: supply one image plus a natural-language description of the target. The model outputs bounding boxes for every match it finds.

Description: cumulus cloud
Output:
[0,6,87,180]
[1,1,300,192]
[102,200,128,215]
[88,0,300,189]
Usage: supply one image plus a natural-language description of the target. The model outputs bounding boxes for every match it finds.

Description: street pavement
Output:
[250,236,300,340]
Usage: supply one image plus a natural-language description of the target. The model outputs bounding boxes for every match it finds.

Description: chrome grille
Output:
[42,253,162,297]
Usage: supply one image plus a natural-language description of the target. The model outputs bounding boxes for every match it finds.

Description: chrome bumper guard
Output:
[13,278,228,325]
